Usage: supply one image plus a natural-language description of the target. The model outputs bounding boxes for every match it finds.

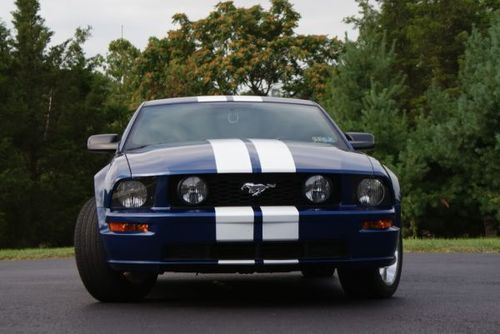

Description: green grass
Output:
[404,238,500,253]
[0,247,74,260]
[0,238,498,260]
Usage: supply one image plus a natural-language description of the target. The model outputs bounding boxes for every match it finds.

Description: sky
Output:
[0,0,361,57]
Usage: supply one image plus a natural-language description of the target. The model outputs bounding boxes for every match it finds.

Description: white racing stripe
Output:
[232,96,263,102]
[250,139,296,173]
[215,207,254,241]
[263,259,299,265]
[218,260,255,265]
[261,206,299,241]
[209,139,253,173]
[197,96,228,102]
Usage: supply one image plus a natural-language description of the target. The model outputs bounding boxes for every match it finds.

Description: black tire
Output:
[301,266,335,278]
[338,237,403,298]
[74,198,157,302]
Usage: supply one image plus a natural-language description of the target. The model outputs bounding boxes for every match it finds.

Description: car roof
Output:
[142,95,317,107]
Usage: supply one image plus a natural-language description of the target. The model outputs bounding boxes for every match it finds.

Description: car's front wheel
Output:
[74,198,157,302]
[338,237,402,298]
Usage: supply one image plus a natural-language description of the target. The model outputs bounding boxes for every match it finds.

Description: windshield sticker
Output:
[312,136,336,144]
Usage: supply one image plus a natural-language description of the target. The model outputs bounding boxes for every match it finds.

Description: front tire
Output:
[74,198,157,302]
[338,237,402,298]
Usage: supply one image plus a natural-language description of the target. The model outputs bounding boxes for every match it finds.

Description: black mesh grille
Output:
[169,173,341,208]
[164,241,348,261]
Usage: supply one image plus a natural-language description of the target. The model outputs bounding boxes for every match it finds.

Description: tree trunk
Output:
[483,216,498,237]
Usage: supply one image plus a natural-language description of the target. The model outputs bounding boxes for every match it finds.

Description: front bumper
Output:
[99,207,400,273]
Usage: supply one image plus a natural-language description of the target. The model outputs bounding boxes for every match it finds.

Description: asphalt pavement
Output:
[0,253,499,334]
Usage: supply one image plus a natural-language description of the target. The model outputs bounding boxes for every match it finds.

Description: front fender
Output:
[94,154,131,229]
[383,165,401,202]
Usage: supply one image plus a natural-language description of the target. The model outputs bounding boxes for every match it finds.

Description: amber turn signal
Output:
[362,219,393,230]
[108,222,149,233]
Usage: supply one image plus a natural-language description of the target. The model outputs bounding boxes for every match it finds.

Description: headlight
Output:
[304,175,332,203]
[357,178,385,206]
[178,176,208,205]
[113,180,148,208]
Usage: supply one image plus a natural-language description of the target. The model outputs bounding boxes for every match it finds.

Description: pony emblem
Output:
[241,183,276,197]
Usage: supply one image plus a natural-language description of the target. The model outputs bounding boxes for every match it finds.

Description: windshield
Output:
[124,102,347,150]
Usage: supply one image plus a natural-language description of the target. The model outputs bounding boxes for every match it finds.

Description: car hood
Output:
[124,140,380,176]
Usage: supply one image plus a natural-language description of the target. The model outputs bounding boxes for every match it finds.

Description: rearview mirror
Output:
[345,132,375,151]
[87,134,119,152]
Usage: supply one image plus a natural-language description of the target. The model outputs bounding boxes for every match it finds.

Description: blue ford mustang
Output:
[74,96,402,302]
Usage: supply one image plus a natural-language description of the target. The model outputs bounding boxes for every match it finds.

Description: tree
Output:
[0,1,115,247]
[133,0,342,101]
[36,26,118,246]
[103,38,142,130]
[443,11,500,233]
[322,3,408,169]
[0,23,12,244]
[105,38,140,107]
[395,10,500,237]
[322,0,500,237]
[132,34,204,102]
[376,0,500,111]
[0,0,54,246]
[8,0,52,183]
[0,22,10,102]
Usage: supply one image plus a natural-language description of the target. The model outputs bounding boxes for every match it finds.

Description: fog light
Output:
[108,222,149,233]
[362,219,393,230]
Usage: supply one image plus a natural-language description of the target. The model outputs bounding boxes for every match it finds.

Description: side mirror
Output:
[345,132,375,151]
[87,134,119,152]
